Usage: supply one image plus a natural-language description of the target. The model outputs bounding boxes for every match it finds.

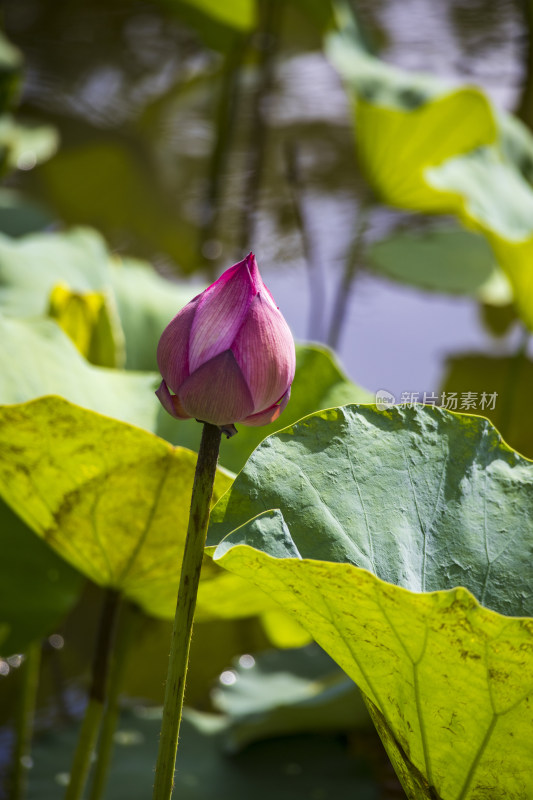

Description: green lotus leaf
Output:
[0,114,59,176]
[178,0,256,31]
[0,312,160,432]
[27,706,377,800]
[207,404,533,800]
[35,142,198,271]
[326,8,497,212]
[368,227,512,302]
[0,397,233,620]
[424,149,533,329]
[0,499,82,656]
[211,645,370,752]
[0,227,199,370]
[327,5,533,330]
[0,228,111,317]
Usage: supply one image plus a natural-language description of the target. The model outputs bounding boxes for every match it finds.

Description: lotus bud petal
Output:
[156,253,295,428]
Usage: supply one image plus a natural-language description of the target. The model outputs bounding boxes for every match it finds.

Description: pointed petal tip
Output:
[155,380,191,420]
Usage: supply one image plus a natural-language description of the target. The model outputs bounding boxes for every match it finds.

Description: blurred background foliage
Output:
[0,0,532,797]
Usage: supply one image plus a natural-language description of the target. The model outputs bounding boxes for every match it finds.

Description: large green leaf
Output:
[0,397,233,620]
[212,645,370,751]
[27,707,377,800]
[424,149,533,329]
[368,227,512,302]
[326,8,497,211]
[0,312,160,432]
[207,405,533,800]
[34,142,197,271]
[326,4,533,329]
[158,343,372,473]
[0,228,111,317]
[0,227,199,370]
[0,499,82,656]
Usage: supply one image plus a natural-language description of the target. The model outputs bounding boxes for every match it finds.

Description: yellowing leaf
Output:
[47,283,125,368]
[208,404,533,799]
[0,397,233,620]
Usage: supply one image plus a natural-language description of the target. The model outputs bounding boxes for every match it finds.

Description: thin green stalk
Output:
[497,325,530,441]
[327,198,371,350]
[89,602,138,800]
[11,640,41,800]
[200,33,247,275]
[238,0,283,253]
[284,140,325,342]
[64,588,121,800]
[153,422,222,800]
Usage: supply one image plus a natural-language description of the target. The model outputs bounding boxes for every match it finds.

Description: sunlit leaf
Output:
[47,283,125,368]
[208,404,533,800]
[0,397,233,621]
[326,8,497,211]
[178,0,256,31]
[424,149,533,329]
[327,4,533,331]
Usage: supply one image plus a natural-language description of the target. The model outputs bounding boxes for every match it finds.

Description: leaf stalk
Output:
[152,422,222,800]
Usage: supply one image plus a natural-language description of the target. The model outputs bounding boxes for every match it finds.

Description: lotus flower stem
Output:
[64,588,121,800]
[88,602,138,800]
[327,195,371,350]
[238,0,282,253]
[200,37,246,273]
[11,640,41,800]
[153,422,222,800]
[497,324,530,441]
[284,140,326,343]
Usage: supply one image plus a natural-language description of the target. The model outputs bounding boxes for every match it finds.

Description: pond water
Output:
[3,0,528,407]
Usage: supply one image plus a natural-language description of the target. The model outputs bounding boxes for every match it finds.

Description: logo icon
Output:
[375,389,396,410]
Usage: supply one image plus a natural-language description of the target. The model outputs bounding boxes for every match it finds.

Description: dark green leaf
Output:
[208,404,533,799]
[0,499,82,656]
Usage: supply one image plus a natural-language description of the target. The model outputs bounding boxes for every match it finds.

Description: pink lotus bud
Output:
[156,253,295,428]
